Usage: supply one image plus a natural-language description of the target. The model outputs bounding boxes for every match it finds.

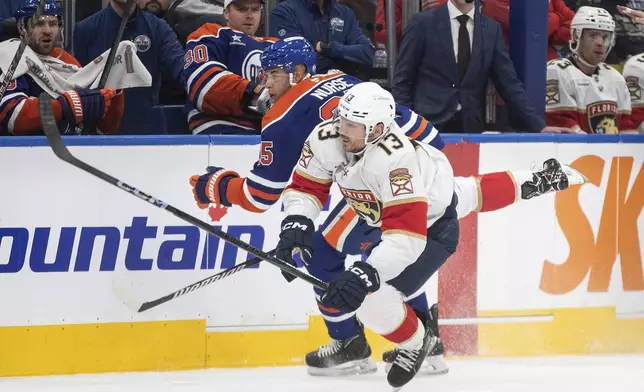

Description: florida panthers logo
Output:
[242,50,263,85]
[587,101,619,134]
[340,187,382,224]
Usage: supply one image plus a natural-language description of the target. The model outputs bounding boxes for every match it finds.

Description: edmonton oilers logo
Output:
[134,35,151,53]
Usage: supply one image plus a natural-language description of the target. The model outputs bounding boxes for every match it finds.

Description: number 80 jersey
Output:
[282,122,454,282]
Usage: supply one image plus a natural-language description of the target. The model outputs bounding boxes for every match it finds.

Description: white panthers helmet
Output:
[336,82,396,144]
[570,6,615,51]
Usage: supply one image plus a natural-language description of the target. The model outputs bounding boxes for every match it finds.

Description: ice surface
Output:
[1,355,643,392]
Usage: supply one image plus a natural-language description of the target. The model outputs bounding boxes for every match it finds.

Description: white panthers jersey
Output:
[545,57,635,133]
[622,53,644,132]
[282,121,455,282]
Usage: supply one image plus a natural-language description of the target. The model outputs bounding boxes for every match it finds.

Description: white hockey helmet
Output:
[336,82,396,145]
[570,6,615,50]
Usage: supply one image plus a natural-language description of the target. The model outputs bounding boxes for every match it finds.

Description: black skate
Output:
[306,328,377,376]
[521,158,587,200]
[386,320,437,390]
[383,304,449,376]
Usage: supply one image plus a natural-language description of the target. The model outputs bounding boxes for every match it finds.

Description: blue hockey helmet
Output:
[260,37,317,75]
[14,0,62,21]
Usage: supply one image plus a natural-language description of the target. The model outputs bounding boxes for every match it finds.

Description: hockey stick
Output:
[116,255,265,312]
[0,0,47,101]
[97,0,136,89]
[85,0,137,135]
[38,93,328,291]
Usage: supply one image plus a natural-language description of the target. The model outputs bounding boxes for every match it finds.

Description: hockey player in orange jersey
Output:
[184,0,277,134]
[0,0,140,135]
[545,6,636,133]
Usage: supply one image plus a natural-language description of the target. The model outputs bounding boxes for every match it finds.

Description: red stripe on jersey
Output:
[189,66,220,102]
[545,111,583,132]
[618,112,637,133]
[285,171,332,208]
[201,73,249,116]
[225,177,266,213]
[408,118,429,140]
[478,171,516,212]
[383,304,420,344]
[380,200,428,238]
[632,107,644,130]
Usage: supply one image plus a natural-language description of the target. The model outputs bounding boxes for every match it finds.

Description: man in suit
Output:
[392,0,567,133]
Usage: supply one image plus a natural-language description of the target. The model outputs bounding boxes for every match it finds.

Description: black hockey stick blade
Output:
[38,94,328,291]
[0,0,47,101]
[114,256,264,313]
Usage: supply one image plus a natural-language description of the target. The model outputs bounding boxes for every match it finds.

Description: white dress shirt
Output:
[447,0,475,61]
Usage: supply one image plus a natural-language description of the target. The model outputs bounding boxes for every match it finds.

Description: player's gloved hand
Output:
[321,262,380,313]
[275,215,315,283]
[189,166,240,209]
[256,86,273,114]
[56,88,118,127]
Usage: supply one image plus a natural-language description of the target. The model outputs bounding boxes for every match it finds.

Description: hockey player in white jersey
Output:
[545,6,636,133]
[277,81,460,389]
[622,52,644,132]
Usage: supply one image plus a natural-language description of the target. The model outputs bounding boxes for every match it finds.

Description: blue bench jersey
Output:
[185,23,277,134]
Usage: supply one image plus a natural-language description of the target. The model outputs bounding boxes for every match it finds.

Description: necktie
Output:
[457,14,470,81]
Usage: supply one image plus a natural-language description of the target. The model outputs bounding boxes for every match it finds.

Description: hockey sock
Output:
[478,171,518,212]
[383,303,424,349]
[406,292,429,315]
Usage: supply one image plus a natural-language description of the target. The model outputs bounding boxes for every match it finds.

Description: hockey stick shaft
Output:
[0,0,47,101]
[98,0,136,89]
[137,255,264,312]
[38,94,327,291]
[86,0,136,135]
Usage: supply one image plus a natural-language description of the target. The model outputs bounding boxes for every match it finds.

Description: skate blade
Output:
[420,355,449,375]
[562,164,588,186]
[307,358,377,377]
[384,355,449,376]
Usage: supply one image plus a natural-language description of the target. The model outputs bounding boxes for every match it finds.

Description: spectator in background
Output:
[393,0,563,133]
[482,0,575,61]
[0,0,22,20]
[374,0,443,47]
[74,0,185,134]
[618,4,644,23]
[545,7,635,133]
[165,0,228,44]
[270,0,374,79]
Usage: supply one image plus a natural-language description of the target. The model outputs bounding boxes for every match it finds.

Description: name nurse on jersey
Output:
[311,78,355,100]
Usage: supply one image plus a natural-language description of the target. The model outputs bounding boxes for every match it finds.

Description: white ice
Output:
[1,355,643,392]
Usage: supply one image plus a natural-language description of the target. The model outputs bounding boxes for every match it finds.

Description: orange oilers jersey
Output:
[0,48,87,136]
[222,72,444,215]
[184,23,277,134]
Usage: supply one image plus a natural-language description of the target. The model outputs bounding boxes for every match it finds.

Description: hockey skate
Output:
[306,327,377,376]
[521,158,587,200]
[386,319,437,390]
[382,304,449,376]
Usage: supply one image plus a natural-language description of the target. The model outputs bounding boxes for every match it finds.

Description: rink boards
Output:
[0,134,643,376]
